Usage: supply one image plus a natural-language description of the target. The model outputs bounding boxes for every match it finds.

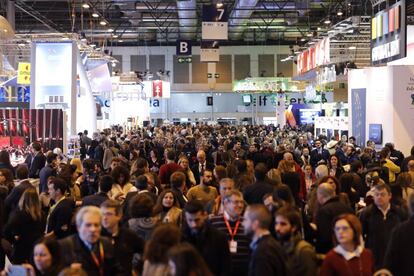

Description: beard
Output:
[203,180,213,186]
[276,232,291,243]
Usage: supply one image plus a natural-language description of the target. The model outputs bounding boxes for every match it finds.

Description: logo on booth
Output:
[152,80,163,98]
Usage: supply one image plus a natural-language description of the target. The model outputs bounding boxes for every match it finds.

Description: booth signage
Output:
[371,0,406,65]
[152,80,163,98]
[17,63,31,85]
[297,38,330,75]
[233,78,296,93]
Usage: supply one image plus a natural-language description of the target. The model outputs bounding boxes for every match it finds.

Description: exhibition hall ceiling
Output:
[0,0,378,46]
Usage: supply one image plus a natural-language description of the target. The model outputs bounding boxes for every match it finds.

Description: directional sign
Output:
[202,4,228,40]
[176,40,192,56]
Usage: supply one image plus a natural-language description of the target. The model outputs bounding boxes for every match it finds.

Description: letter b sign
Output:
[176,40,192,56]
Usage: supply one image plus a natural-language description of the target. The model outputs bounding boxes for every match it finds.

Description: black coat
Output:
[182,224,231,276]
[360,204,407,268]
[191,162,215,184]
[310,148,330,168]
[39,165,56,194]
[243,180,274,205]
[384,216,414,276]
[46,198,75,239]
[101,227,144,276]
[3,210,43,264]
[59,234,122,276]
[26,152,46,179]
[248,234,288,276]
[315,197,353,254]
[82,192,109,208]
[4,181,33,221]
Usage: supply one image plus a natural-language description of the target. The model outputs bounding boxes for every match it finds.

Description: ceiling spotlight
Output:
[100,20,107,26]
[107,28,114,32]
[306,32,313,37]
[349,46,357,50]
[216,2,224,8]
[18,43,25,47]
[324,19,331,25]
[112,35,119,38]
[300,38,306,42]
[92,13,99,18]
[112,62,116,67]
[82,3,90,9]
[118,40,123,42]
[90,44,96,47]
[337,10,343,16]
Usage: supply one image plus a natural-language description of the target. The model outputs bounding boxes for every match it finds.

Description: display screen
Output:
[299,109,321,125]
[369,124,383,144]
[242,95,251,104]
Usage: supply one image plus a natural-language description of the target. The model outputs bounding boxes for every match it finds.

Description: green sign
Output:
[233,77,298,93]
[177,56,192,63]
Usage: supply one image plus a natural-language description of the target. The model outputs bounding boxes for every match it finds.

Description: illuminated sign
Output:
[297,38,330,75]
[371,0,406,65]
[232,78,297,93]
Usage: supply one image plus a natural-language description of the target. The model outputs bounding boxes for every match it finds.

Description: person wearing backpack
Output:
[275,206,318,276]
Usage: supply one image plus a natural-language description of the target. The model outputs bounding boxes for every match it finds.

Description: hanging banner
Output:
[17,62,31,85]
[297,38,330,75]
[202,4,228,40]
[152,80,163,98]
[200,41,220,62]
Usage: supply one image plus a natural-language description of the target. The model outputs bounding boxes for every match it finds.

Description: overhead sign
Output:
[371,0,406,65]
[17,62,31,85]
[202,4,228,40]
[297,38,330,75]
[200,41,220,62]
[176,40,192,56]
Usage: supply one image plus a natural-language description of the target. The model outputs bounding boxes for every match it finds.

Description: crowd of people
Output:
[0,123,414,276]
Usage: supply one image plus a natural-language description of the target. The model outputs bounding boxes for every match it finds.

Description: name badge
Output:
[229,240,237,253]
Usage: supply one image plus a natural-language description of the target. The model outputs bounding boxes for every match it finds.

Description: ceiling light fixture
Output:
[300,38,306,42]
[112,35,119,38]
[82,3,90,9]
[92,13,99,18]
[324,19,331,25]
[18,43,25,47]
[118,40,123,42]
[216,2,223,8]
[337,10,343,16]
[349,46,357,50]
[107,28,114,32]
[306,32,313,37]
[100,20,107,26]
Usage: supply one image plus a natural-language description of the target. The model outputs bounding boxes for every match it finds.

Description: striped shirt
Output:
[209,212,251,275]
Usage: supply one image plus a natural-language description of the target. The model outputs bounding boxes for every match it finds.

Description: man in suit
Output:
[59,206,122,276]
[25,141,46,178]
[310,139,330,168]
[45,177,75,239]
[82,175,113,207]
[39,152,58,193]
[228,141,247,161]
[191,150,214,184]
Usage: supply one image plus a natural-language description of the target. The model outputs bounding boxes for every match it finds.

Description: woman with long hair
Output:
[328,154,344,179]
[168,243,213,276]
[148,149,162,173]
[0,168,14,193]
[178,156,196,189]
[4,187,43,263]
[320,214,374,276]
[153,189,182,227]
[143,224,181,276]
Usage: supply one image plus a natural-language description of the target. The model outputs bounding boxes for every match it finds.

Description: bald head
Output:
[408,160,414,171]
[197,150,206,163]
[317,183,335,205]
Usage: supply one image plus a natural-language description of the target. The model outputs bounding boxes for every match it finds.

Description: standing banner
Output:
[351,88,367,147]
[202,4,228,40]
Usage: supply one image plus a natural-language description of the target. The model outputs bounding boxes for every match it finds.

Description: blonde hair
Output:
[18,187,42,221]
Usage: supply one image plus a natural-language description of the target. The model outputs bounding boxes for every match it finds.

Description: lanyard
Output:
[90,242,105,276]
[45,196,66,233]
[223,216,240,240]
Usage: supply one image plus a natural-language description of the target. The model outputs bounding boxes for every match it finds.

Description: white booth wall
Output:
[348,65,414,155]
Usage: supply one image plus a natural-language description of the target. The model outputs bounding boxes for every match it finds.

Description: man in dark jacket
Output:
[315,183,353,253]
[45,177,75,239]
[39,152,58,193]
[310,140,330,168]
[384,193,414,276]
[243,204,288,276]
[25,141,46,178]
[82,175,113,207]
[182,200,231,276]
[191,150,215,184]
[359,184,407,268]
[243,163,273,204]
[59,206,122,276]
[401,145,414,172]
